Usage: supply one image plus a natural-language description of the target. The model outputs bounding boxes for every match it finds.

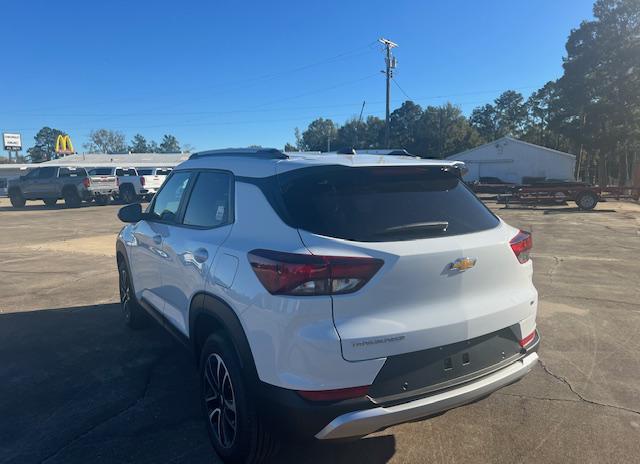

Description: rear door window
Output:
[38,167,57,179]
[182,171,233,228]
[278,165,499,242]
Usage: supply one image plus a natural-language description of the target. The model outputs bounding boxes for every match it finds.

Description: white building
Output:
[447,136,576,184]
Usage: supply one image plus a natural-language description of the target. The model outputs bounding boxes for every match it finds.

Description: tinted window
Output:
[23,169,39,179]
[59,168,87,177]
[38,167,57,179]
[89,168,113,176]
[149,172,191,222]
[183,172,232,228]
[116,168,137,176]
[278,165,499,242]
[137,168,153,175]
[155,168,172,176]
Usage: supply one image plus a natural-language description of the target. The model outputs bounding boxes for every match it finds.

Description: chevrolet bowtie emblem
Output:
[450,257,477,272]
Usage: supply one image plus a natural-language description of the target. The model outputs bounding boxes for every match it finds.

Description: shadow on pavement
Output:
[0,304,396,464]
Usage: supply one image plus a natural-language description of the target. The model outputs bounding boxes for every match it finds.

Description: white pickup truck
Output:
[135,167,172,201]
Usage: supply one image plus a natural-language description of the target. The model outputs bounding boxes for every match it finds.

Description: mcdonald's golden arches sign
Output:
[55,134,74,154]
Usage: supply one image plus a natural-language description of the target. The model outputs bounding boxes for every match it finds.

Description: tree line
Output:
[25,128,186,163]
[289,0,640,185]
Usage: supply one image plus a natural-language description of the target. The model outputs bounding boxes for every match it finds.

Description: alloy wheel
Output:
[203,353,237,449]
[119,266,131,323]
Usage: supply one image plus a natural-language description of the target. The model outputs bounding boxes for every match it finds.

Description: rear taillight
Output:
[510,230,532,264]
[248,249,383,296]
[83,178,91,188]
[140,176,145,186]
[116,177,120,187]
[519,330,536,348]
[297,385,369,402]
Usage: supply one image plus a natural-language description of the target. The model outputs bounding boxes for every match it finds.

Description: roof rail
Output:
[189,148,288,160]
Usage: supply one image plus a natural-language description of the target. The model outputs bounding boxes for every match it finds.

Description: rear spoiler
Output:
[445,161,468,178]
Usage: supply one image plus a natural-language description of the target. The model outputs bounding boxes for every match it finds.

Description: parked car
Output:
[135,166,172,201]
[116,148,539,463]
[8,166,114,208]
[87,167,119,204]
[114,167,145,204]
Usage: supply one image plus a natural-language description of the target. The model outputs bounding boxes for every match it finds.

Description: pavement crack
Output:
[38,349,171,464]
[538,359,640,416]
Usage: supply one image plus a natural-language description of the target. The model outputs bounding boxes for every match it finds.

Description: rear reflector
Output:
[82,178,91,188]
[297,385,369,402]
[510,230,532,264]
[519,330,536,348]
[140,176,145,186]
[248,249,383,296]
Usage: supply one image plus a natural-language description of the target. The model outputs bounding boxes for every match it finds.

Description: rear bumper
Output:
[316,351,538,440]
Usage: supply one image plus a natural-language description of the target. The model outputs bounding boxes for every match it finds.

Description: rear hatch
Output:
[276,164,537,362]
[88,168,117,191]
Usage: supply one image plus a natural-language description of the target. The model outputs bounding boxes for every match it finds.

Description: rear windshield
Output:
[136,168,153,175]
[116,168,137,176]
[278,165,499,242]
[88,168,113,176]
[59,167,87,177]
[155,168,172,176]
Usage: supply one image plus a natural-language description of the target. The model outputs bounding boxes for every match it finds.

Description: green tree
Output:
[299,118,337,151]
[158,134,181,153]
[26,127,66,162]
[389,101,423,152]
[283,142,297,152]
[129,134,150,153]
[555,0,640,183]
[470,104,499,141]
[84,129,127,154]
[416,103,482,158]
[494,90,528,136]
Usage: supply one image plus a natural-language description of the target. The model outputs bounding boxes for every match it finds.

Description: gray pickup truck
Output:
[7,166,116,208]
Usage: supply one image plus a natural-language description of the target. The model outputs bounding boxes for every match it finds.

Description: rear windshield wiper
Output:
[375,221,449,236]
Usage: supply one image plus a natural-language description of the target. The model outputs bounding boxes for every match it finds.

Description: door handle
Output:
[193,248,209,264]
[152,235,162,245]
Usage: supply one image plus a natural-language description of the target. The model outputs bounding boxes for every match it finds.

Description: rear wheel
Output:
[576,191,598,210]
[63,188,81,208]
[117,259,147,329]
[200,334,278,464]
[120,185,137,204]
[95,195,109,205]
[9,189,26,208]
[43,198,57,207]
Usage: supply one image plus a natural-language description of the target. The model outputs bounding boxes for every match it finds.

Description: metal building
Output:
[447,136,576,184]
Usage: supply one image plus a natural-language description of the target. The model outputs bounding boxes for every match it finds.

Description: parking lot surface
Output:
[1,197,639,464]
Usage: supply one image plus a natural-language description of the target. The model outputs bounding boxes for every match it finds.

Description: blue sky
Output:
[1,0,594,154]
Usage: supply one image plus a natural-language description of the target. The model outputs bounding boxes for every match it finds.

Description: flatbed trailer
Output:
[494,182,640,210]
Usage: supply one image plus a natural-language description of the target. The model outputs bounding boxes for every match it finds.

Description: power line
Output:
[392,78,413,101]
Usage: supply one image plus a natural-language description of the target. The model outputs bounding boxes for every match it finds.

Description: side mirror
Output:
[118,203,143,223]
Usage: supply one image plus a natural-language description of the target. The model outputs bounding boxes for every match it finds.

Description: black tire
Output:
[43,198,57,207]
[95,195,109,206]
[120,185,137,204]
[576,191,598,210]
[63,188,82,208]
[200,334,278,464]
[9,189,26,208]
[117,258,147,329]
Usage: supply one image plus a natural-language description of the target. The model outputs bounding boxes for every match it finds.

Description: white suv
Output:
[116,148,539,463]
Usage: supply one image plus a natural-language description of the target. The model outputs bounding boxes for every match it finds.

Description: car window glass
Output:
[182,172,232,228]
[89,168,112,176]
[24,169,39,179]
[137,169,153,175]
[38,167,57,179]
[149,172,191,222]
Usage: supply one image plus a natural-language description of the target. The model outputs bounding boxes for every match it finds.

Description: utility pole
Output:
[379,38,398,148]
